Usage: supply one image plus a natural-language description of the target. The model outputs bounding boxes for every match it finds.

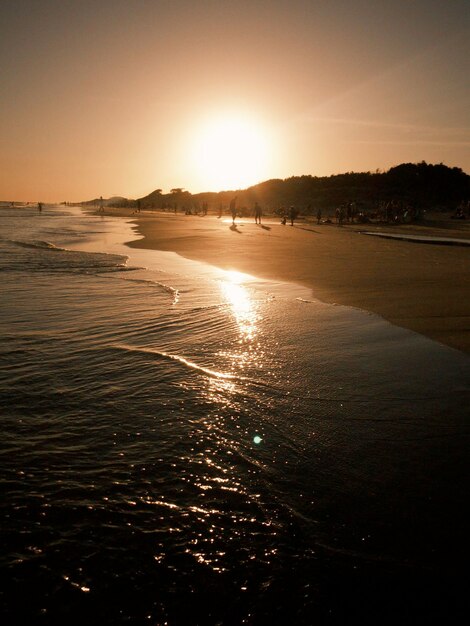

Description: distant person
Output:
[338,205,345,226]
[218,204,223,219]
[37,202,42,212]
[350,202,357,223]
[316,207,322,224]
[99,196,104,213]
[136,199,141,213]
[254,202,262,224]
[230,195,238,225]
[289,206,297,226]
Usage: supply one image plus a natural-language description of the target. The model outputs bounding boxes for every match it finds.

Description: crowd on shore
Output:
[126,196,470,227]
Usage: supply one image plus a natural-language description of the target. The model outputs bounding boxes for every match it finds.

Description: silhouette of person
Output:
[289,206,297,226]
[230,196,238,225]
[338,205,345,226]
[254,202,262,224]
[37,202,42,212]
[317,207,322,224]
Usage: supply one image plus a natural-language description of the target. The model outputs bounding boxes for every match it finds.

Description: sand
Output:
[100,208,470,354]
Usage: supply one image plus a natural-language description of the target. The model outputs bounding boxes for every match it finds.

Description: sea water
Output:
[0,205,468,625]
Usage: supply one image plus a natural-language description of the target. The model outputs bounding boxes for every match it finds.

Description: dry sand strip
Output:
[96,209,470,354]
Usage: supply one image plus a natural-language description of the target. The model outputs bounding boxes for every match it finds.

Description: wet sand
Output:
[102,209,470,353]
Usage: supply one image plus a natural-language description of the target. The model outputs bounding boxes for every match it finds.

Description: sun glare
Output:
[189,113,272,191]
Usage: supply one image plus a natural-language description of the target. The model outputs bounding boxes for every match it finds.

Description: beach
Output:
[121,210,470,354]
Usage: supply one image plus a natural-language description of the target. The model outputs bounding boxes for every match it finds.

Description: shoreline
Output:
[91,208,470,354]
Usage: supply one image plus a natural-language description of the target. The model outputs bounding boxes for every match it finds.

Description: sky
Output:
[1,0,469,202]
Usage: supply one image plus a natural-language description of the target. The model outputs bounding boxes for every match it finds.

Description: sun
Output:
[189,113,272,191]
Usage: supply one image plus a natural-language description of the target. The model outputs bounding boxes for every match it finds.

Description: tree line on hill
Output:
[83,162,470,215]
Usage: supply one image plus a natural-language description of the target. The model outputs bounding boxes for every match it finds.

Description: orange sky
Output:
[1,0,469,202]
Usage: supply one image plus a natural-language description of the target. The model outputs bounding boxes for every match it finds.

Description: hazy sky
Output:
[1,0,469,201]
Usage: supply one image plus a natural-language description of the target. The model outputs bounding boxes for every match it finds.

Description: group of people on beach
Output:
[374,200,421,224]
[117,195,470,227]
[229,197,299,226]
[333,202,357,226]
[329,200,426,226]
[229,196,263,225]
[279,206,298,226]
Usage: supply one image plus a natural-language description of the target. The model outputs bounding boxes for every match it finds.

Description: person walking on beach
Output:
[37,202,42,212]
[316,207,322,224]
[230,195,238,225]
[289,206,297,226]
[254,202,262,224]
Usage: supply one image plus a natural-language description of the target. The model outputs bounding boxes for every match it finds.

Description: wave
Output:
[112,344,247,381]
[148,281,179,304]
[5,238,146,275]
[120,277,180,304]
[102,275,179,303]
[10,239,66,251]
[97,265,145,274]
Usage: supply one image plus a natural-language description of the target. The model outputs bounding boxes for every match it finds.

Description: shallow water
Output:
[1,206,468,625]
[361,230,470,245]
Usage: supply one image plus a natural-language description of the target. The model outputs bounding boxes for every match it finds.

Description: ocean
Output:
[1,205,468,625]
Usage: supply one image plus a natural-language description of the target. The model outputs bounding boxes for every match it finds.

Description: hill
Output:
[81,196,131,208]
[137,162,469,214]
[80,162,469,214]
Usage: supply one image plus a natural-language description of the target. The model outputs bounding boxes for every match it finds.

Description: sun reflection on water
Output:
[219,271,259,343]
